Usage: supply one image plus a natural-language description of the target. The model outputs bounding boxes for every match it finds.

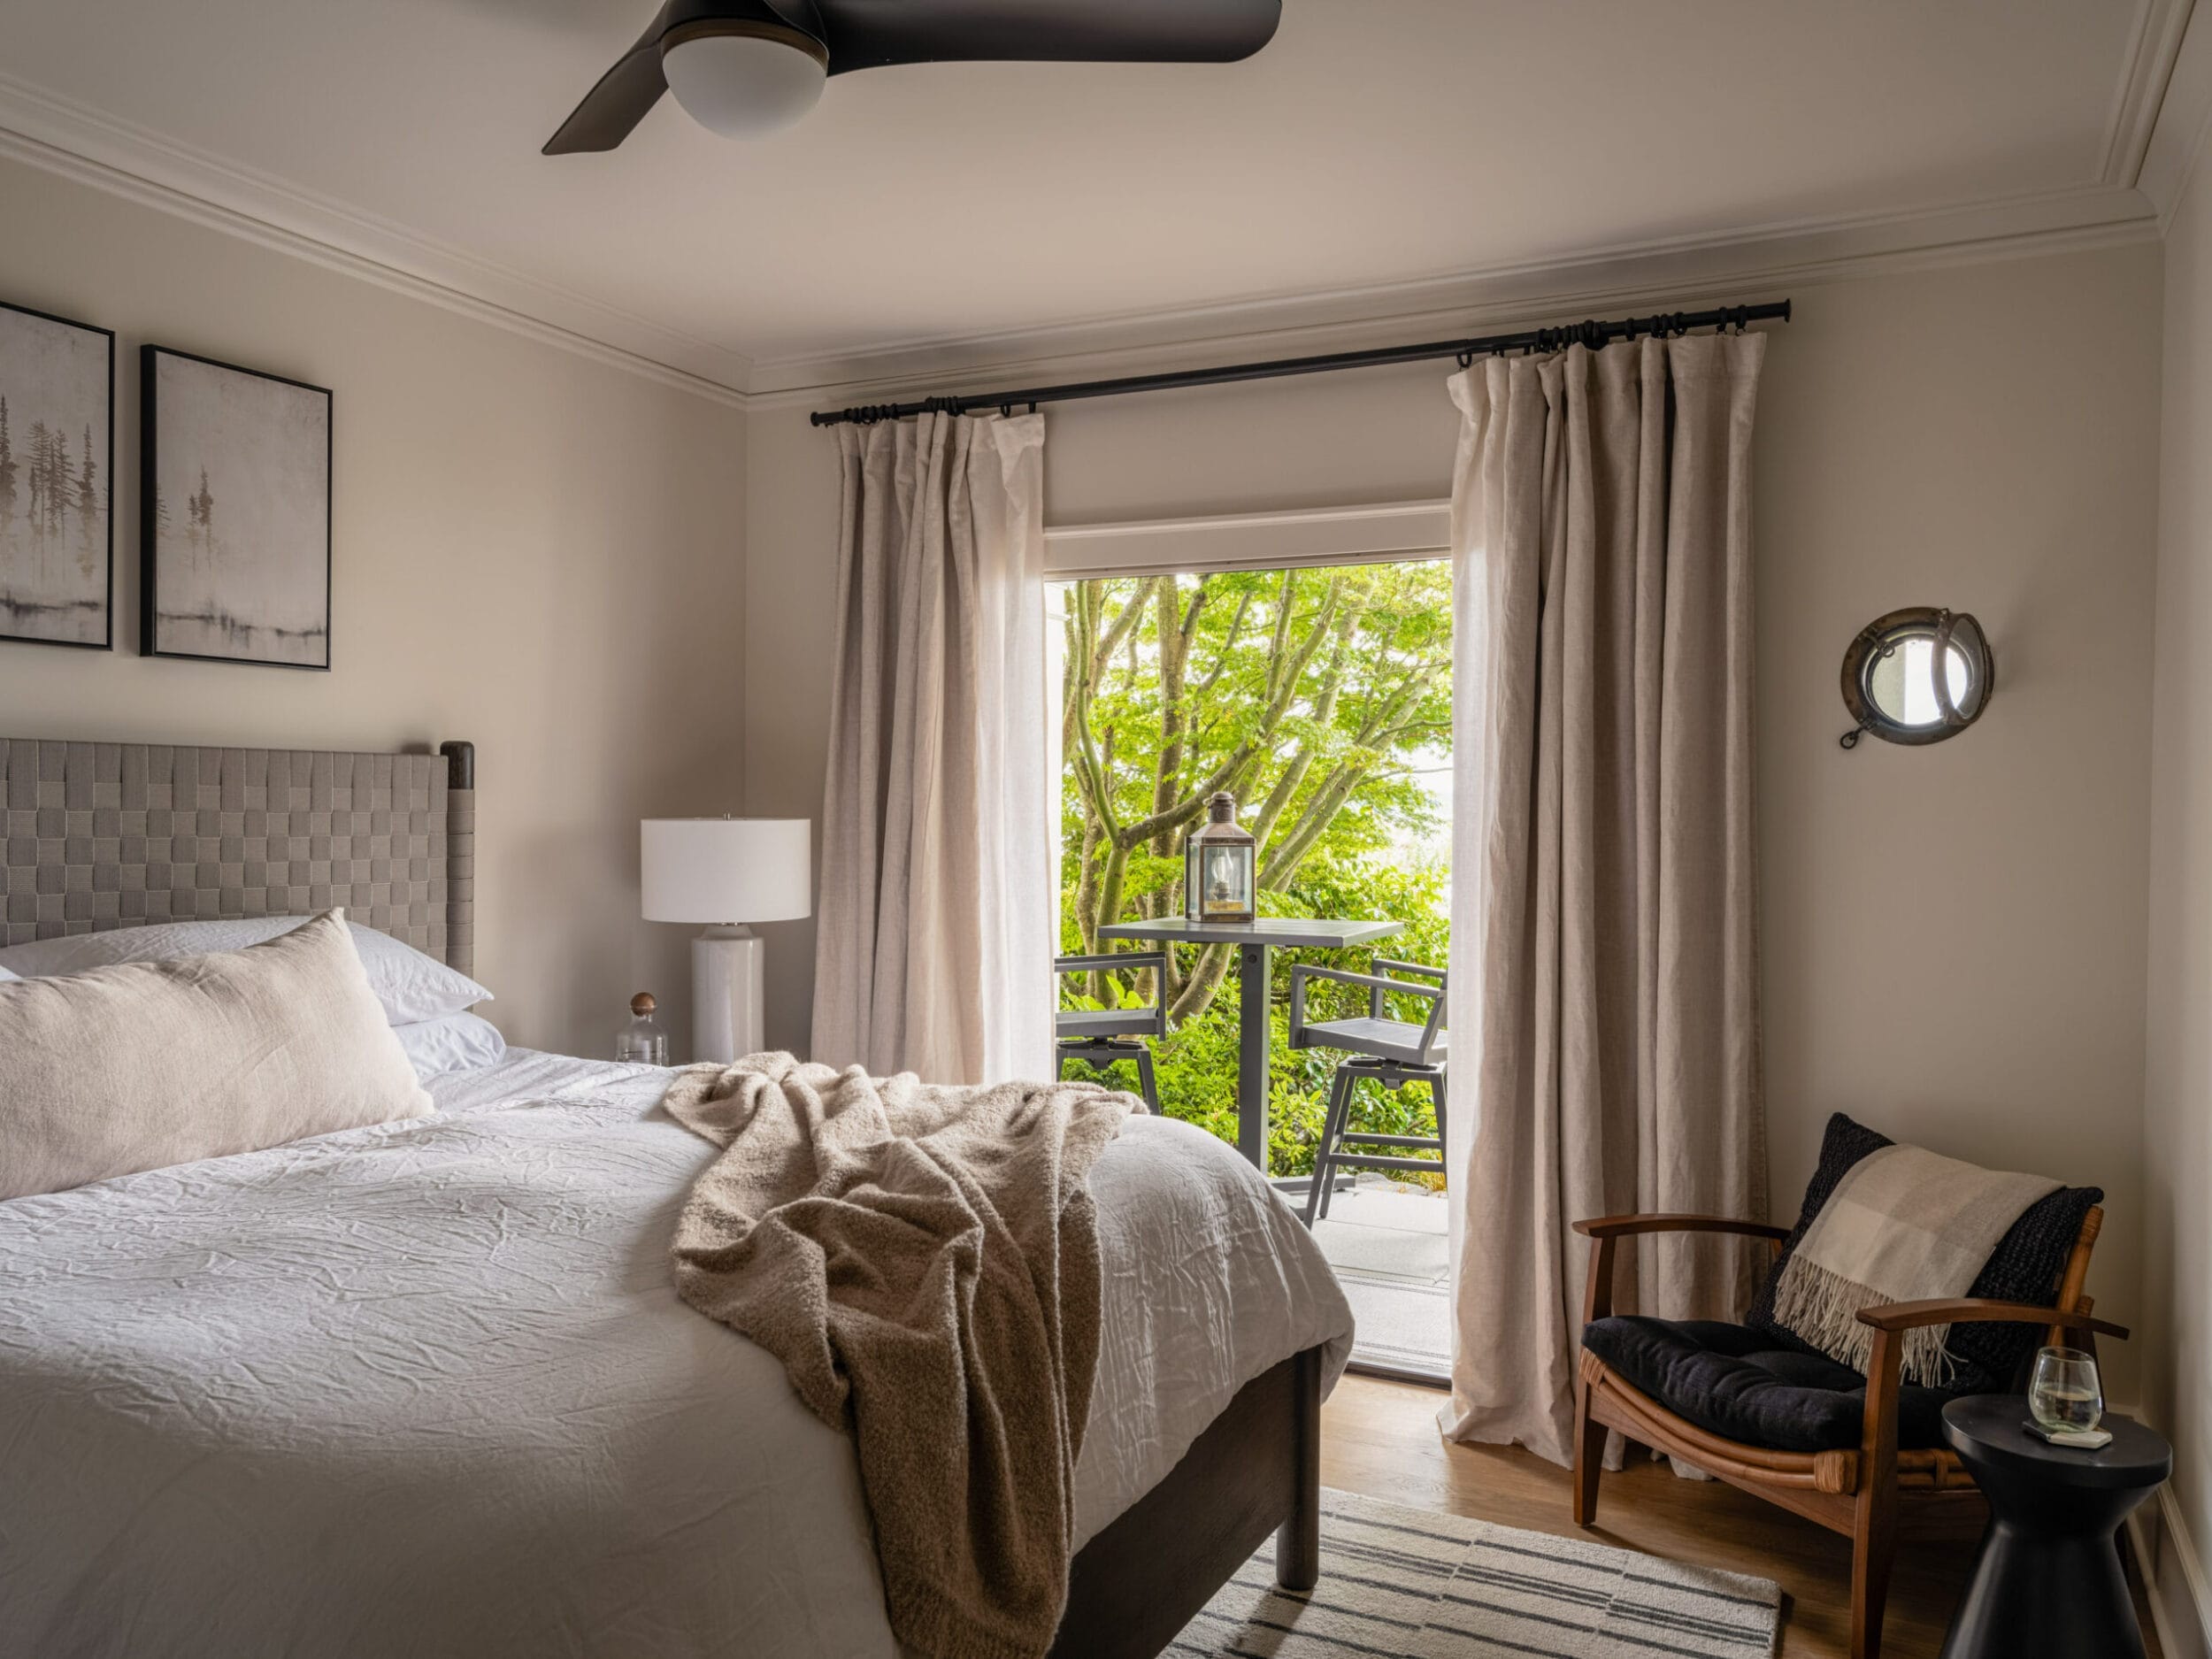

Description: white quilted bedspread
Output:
[0,1050,1352,1658]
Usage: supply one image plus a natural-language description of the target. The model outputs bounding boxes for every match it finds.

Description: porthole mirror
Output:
[1839,607,1993,749]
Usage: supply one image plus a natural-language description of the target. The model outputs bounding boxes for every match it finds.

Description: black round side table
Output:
[1939,1395,2171,1659]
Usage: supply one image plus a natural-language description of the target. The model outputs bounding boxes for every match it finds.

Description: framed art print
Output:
[0,299,114,649]
[142,345,331,669]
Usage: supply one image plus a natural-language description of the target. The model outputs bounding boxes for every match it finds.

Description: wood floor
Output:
[1320,1372,2164,1659]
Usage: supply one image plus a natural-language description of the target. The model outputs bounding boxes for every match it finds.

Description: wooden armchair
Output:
[1571,1207,2121,1659]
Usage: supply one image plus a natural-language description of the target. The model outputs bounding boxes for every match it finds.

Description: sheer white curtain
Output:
[1442,334,1769,1463]
[810,411,1055,1085]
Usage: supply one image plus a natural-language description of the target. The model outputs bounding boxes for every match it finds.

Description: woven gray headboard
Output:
[1,738,476,974]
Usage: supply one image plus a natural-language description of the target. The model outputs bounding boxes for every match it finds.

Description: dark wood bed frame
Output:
[0,733,1326,1659]
[1053,1346,1324,1658]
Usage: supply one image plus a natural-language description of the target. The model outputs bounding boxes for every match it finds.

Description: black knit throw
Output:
[1746,1112,2101,1394]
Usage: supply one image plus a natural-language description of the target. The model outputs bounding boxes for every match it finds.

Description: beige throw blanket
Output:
[661,1051,1138,1659]
[1770,1144,2059,1386]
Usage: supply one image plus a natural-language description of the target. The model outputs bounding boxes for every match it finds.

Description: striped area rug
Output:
[1172,1488,1780,1658]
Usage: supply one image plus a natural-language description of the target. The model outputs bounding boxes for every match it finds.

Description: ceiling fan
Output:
[543,0,1283,153]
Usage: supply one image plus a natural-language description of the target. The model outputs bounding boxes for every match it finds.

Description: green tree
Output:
[1058,562,1453,1174]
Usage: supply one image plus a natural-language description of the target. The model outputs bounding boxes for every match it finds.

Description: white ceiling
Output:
[0,0,2186,393]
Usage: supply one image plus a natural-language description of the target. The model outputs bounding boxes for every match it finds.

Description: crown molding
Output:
[2104,0,2196,188]
[2141,0,2212,228]
[0,42,2181,420]
[746,181,2160,412]
[0,72,754,408]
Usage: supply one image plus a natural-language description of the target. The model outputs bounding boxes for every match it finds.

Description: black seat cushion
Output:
[1743,1112,2102,1395]
[1582,1114,2103,1456]
[1582,1315,1955,1453]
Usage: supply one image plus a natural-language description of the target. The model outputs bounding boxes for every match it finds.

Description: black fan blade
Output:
[543,4,677,155]
[816,0,1280,73]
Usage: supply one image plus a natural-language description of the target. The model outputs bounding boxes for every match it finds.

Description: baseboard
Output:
[2129,1482,2212,1659]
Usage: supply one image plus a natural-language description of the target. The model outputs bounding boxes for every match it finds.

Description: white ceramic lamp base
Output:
[692,925,764,1065]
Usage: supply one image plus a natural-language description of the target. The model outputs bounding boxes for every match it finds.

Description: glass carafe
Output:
[617,992,670,1065]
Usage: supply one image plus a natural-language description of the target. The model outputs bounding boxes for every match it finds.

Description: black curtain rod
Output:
[809,299,1791,427]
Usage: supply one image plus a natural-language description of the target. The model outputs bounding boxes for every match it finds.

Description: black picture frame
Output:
[141,344,333,671]
[0,298,115,651]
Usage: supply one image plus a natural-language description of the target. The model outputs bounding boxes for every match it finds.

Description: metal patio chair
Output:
[1287,957,1448,1226]
[1054,951,1167,1112]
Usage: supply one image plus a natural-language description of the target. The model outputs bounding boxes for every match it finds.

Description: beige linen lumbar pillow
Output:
[0,910,433,1202]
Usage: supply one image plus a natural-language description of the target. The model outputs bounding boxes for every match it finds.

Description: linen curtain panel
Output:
[811,411,1055,1086]
[1442,334,1768,1465]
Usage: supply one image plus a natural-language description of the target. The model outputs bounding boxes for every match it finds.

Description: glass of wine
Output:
[2028,1346,2104,1437]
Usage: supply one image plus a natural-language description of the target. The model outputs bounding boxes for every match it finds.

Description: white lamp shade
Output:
[641,818,811,925]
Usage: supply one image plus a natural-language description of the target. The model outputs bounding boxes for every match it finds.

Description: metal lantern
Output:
[1184,792,1257,923]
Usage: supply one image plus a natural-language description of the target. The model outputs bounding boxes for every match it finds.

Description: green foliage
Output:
[1057,561,1453,1177]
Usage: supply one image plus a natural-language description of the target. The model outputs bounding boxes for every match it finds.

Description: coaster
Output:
[2024,1420,2114,1450]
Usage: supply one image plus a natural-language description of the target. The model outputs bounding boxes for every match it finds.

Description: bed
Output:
[0,737,1354,1659]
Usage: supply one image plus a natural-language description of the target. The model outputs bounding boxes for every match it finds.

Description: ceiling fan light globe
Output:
[662,33,826,140]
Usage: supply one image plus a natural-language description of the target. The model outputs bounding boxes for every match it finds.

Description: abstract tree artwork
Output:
[0,301,113,649]
[142,346,332,669]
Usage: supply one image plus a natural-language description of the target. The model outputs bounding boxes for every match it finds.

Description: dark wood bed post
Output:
[1276,1345,1322,1589]
[1048,1343,1327,1658]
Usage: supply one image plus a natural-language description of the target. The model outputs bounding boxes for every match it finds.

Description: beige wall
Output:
[2147,128,2212,1632]
[0,155,748,1056]
[749,246,2162,1390]
[1758,249,2158,1409]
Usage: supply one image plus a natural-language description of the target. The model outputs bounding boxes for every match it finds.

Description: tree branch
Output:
[1089,575,1157,683]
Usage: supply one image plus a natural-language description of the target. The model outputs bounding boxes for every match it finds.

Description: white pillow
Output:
[392,1011,508,1081]
[0,910,432,1201]
[0,918,490,1025]
[0,964,16,983]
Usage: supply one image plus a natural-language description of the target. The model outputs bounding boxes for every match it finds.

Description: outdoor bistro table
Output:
[1094,916,1407,1171]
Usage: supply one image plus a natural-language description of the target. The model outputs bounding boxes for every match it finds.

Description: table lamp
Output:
[641,818,811,1064]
